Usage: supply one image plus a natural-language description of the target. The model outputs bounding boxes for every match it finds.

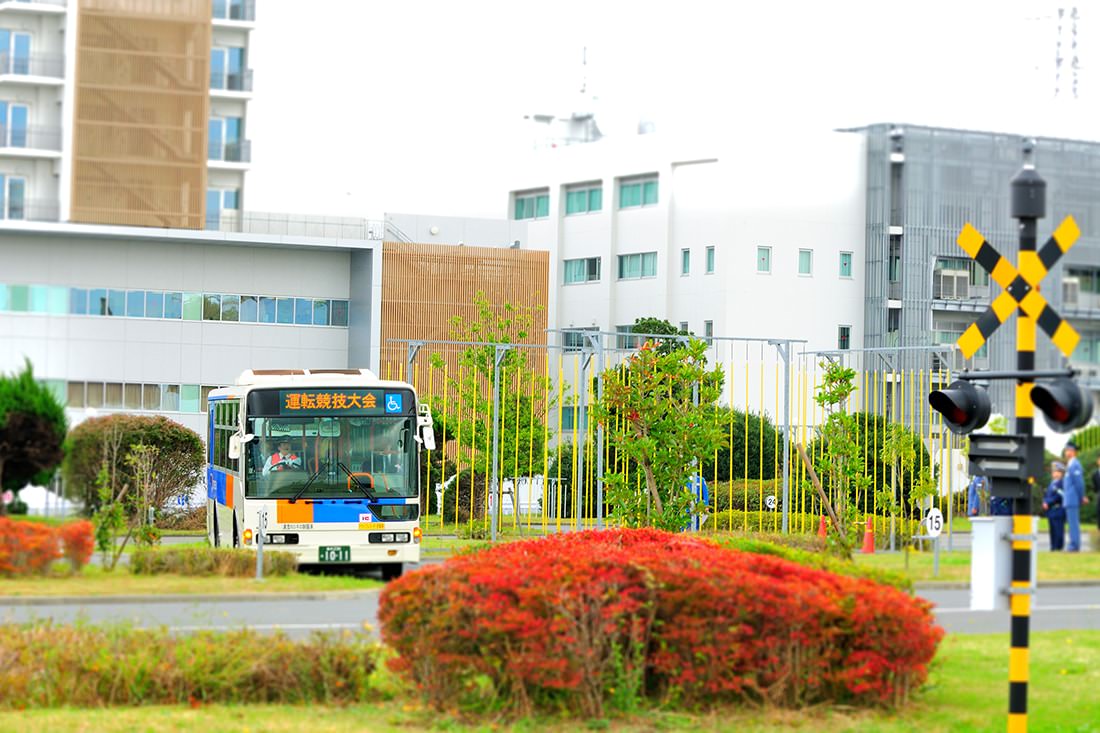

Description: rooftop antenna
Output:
[580,46,587,95]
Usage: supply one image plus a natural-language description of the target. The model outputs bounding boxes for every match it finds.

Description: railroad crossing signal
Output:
[955,217,1080,360]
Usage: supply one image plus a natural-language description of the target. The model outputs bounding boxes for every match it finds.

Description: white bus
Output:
[206,369,434,579]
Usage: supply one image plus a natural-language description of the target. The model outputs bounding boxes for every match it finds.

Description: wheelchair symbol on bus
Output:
[384,393,403,414]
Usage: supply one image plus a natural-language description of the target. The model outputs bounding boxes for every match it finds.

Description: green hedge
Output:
[130,547,298,577]
[0,623,376,707]
[713,534,913,592]
[703,510,922,549]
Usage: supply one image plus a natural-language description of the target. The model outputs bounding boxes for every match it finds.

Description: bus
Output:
[206,368,435,579]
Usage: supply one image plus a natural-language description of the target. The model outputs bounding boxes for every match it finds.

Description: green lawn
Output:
[854,546,1100,583]
[2,631,1096,732]
[0,563,381,597]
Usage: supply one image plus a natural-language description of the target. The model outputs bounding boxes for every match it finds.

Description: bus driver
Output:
[263,440,302,475]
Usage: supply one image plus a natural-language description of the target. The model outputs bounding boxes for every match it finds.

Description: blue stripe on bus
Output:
[311,502,364,523]
[207,469,227,504]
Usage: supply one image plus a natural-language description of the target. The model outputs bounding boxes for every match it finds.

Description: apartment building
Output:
[0,0,253,229]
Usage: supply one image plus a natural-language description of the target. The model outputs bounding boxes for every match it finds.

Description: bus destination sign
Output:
[274,389,412,416]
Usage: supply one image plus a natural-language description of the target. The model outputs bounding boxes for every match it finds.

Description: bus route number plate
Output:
[319,546,351,563]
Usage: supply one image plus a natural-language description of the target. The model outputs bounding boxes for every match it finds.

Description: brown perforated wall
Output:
[71,0,211,228]
[379,243,550,373]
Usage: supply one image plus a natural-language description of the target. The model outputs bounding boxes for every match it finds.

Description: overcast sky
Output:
[245,0,1098,220]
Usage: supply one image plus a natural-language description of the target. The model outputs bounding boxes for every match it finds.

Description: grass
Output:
[1,631,1097,732]
[854,545,1100,583]
[0,563,381,597]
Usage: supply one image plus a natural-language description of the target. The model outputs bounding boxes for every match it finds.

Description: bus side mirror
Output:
[421,426,436,451]
[228,434,242,460]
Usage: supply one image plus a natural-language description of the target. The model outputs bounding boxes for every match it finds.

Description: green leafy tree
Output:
[629,317,691,355]
[64,414,204,517]
[0,360,67,516]
[429,291,549,522]
[811,361,871,556]
[593,338,724,530]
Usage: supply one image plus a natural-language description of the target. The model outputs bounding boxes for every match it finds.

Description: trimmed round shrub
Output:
[380,528,943,716]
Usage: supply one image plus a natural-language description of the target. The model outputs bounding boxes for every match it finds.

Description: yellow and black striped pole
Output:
[1006,151,1044,733]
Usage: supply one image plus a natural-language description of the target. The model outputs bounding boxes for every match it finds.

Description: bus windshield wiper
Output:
[337,463,375,500]
[289,469,324,503]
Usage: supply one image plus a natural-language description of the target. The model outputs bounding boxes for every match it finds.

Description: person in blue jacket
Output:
[967,475,987,517]
[1062,441,1088,552]
[1042,461,1066,551]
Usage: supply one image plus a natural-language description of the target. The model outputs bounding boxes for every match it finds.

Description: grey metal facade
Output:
[854,123,1100,414]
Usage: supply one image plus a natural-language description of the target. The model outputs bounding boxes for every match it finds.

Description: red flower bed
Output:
[379,528,943,715]
[0,518,61,576]
[58,520,95,571]
[0,518,95,576]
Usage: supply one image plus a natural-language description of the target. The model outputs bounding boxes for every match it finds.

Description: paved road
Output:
[3,571,1098,638]
[0,591,382,639]
[927,585,1100,634]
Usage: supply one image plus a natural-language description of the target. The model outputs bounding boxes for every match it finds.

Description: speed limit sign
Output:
[924,508,944,538]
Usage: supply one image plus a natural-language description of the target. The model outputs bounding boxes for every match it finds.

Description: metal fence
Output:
[382,331,970,545]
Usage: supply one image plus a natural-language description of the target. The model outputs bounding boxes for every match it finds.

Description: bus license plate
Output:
[319,546,351,563]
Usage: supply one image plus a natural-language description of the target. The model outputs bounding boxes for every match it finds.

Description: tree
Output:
[429,291,550,523]
[629,317,691,355]
[0,360,67,516]
[64,414,204,517]
[593,338,725,530]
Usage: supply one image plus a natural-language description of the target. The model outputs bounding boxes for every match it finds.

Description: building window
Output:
[0,174,26,220]
[563,257,600,284]
[839,251,853,278]
[704,320,713,340]
[1,281,349,328]
[212,0,248,20]
[564,184,602,215]
[0,101,28,148]
[208,116,243,161]
[679,321,689,332]
[619,177,658,209]
[514,191,549,220]
[617,252,657,280]
[798,249,813,275]
[838,326,851,350]
[0,31,31,75]
[705,246,715,274]
[681,248,691,276]
[616,324,642,350]
[210,46,246,90]
[205,187,239,230]
[756,246,771,273]
[562,327,596,352]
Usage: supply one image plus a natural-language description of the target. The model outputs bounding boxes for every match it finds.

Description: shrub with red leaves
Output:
[379,528,943,715]
[0,518,61,576]
[58,520,95,572]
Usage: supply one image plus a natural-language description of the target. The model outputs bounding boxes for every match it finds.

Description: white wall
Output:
[0,233,353,387]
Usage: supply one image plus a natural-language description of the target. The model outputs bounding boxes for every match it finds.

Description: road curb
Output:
[0,589,381,607]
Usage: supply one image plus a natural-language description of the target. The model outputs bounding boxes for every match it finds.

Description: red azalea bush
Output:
[379,528,943,715]
[0,518,61,576]
[58,520,95,572]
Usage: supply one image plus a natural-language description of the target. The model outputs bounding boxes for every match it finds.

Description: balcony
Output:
[0,125,61,155]
[212,0,255,23]
[0,198,59,222]
[0,0,66,12]
[0,52,64,81]
[209,68,253,94]
[207,139,251,165]
[214,210,384,240]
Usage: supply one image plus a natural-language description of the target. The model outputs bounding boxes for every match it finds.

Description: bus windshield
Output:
[245,415,417,499]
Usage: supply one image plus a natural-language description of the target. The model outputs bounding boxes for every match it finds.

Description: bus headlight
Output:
[413,527,422,543]
[243,528,253,545]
